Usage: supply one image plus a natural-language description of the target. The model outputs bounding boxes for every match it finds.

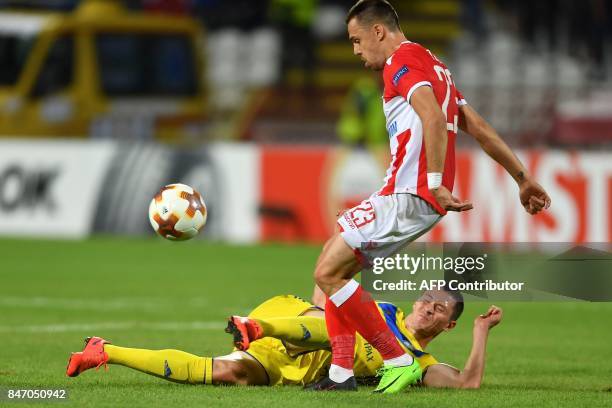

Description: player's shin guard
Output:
[325,297,356,382]
[105,345,213,384]
[331,280,408,364]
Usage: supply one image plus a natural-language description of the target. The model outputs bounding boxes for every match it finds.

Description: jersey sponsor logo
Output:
[388,121,398,138]
[392,65,409,86]
[364,342,375,362]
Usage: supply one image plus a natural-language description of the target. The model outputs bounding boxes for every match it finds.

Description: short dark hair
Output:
[443,288,464,321]
[346,0,401,31]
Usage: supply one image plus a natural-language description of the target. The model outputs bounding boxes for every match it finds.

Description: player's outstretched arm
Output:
[458,104,551,214]
[422,305,503,389]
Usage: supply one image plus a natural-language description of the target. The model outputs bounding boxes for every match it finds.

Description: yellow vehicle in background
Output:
[0,0,206,142]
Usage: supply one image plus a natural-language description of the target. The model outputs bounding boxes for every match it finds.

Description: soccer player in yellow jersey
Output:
[66,289,502,389]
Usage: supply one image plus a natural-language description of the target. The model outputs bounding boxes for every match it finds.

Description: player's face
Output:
[347,18,386,71]
[406,290,457,337]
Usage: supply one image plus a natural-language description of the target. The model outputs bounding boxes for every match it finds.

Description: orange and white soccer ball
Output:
[148,183,207,241]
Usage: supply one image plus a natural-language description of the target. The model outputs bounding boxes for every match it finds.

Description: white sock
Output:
[383,353,414,367]
[329,279,359,307]
[329,364,354,383]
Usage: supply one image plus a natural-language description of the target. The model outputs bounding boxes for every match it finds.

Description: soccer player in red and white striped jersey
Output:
[309,0,551,393]
[378,39,467,215]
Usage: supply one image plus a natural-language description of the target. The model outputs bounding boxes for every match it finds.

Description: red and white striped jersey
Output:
[378,41,467,215]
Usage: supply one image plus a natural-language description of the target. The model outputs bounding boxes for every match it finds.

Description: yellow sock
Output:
[105,345,213,384]
[255,316,329,348]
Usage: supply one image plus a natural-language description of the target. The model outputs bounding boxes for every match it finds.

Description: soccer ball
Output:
[148,183,207,241]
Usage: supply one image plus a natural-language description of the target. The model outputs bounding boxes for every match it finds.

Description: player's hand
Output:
[474,305,503,331]
[431,186,473,212]
[519,178,551,215]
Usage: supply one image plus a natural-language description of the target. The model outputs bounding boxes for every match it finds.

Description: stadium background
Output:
[1,1,611,407]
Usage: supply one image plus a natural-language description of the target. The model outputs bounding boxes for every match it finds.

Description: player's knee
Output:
[213,360,244,385]
[228,365,250,385]
[212,360,260,386]
[315,233,357,289]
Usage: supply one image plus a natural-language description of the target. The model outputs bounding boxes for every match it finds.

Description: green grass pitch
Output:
[1,238,611,407]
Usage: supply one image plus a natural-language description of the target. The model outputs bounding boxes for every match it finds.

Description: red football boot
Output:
[66,336,110,377]
[225,316,263,351]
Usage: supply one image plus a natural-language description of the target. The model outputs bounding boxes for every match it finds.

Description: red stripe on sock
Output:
[337,285,405,360]
[325,297,355,370]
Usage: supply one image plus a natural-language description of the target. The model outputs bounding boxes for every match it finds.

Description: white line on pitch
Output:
[0,297,166,311]
[0,321,225,333]
[0,296,212,311]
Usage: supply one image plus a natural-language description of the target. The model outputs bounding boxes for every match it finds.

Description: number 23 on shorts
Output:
[348,201,376,228]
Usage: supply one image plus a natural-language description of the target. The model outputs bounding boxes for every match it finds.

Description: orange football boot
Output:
[225,316,263,351]
[66,336,110,377]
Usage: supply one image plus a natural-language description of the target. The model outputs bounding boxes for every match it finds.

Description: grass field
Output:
[1,238,612,407]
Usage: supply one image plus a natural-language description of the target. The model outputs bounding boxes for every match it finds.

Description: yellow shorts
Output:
[244,295,332,386]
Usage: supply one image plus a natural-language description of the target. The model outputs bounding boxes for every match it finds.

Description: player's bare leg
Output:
[314,232,362,294]
[213,354,269,385]
[312,232,421,392]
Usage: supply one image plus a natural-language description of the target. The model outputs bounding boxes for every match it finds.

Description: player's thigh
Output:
[213,357,268,386]
[314,232,361,284]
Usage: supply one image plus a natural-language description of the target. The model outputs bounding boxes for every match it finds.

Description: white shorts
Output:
[338,193,442,265]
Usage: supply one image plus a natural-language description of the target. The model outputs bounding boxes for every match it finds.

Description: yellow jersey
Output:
[245,295,439,385]
[354,302,439,379]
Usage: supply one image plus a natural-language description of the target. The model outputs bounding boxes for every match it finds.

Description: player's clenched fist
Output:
[519,176,551,215]
[474,305,503,330]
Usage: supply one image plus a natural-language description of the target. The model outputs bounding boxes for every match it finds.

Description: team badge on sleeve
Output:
[392,65,410,86]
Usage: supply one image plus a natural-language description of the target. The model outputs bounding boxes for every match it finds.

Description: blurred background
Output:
[0,0,610,243]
